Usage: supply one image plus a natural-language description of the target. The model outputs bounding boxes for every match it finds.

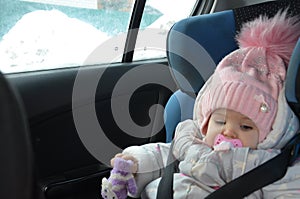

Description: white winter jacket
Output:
[123,89,300,199]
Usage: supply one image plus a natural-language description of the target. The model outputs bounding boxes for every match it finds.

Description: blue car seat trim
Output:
[164,90,196,143]
[167,10,238,94]
[165,10,237,142]
[286,38,300,104]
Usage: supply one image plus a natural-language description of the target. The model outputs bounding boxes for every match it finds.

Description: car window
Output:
[0,0,197,74]
[133,0,198,61]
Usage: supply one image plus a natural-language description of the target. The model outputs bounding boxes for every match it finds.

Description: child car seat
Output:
[286,38,300,118]
[164,0,300,142]
[164,9,237,142]
[160,0,300,198]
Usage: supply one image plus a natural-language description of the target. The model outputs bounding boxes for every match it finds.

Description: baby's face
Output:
[205,109,259,149]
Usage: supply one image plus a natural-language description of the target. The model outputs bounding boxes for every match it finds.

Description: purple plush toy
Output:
[101,157,137,199]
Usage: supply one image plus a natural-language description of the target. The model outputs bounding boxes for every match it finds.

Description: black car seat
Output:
[0,71,35,199]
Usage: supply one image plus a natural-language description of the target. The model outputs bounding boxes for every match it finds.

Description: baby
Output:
[109,10,300,199]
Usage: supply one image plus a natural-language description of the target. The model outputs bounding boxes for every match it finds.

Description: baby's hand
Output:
[111,153,138,173]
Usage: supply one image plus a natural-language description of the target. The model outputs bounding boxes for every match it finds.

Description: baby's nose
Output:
[222,127,237,138]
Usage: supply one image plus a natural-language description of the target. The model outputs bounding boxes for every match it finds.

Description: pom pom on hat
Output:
[237,10,300,65]
[197,10,300,142]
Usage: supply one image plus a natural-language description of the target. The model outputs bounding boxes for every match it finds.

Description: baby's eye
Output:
[215,120,225,125]
[240,125,253,131]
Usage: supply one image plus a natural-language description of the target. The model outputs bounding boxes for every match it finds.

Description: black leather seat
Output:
[0,71,34,199]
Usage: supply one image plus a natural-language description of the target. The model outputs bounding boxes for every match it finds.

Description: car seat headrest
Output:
[234,0,300,32]
[167,10,237,94]
[167,0,300,95]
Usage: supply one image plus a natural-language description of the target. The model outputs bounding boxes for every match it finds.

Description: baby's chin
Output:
[202,137,213,147]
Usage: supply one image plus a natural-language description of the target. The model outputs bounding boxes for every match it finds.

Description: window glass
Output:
[0,0,197,73]
[133,0,198,61]
[0,0,137,73]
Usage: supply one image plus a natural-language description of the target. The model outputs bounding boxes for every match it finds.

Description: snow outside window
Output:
[0,0,197,73]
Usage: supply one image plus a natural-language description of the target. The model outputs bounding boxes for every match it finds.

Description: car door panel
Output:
[6,60,176,199]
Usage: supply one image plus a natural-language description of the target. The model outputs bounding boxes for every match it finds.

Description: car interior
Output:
[0,0,299,199]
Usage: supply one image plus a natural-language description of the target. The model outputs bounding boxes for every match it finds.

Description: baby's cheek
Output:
[203,137,213,147]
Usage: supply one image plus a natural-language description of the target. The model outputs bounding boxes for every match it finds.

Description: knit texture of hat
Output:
[197,10,300,142]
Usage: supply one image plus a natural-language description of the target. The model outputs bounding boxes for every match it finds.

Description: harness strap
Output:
[156,141,178,199]
[156,134,300,199]
[205,133,300,199]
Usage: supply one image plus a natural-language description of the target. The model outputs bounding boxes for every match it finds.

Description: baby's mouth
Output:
[213,134,243,148]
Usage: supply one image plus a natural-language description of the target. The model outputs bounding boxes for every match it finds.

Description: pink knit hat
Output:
[197,11,300,142]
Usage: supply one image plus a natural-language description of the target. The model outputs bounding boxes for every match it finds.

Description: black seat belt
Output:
[156,141,179,199]
[156,133,300,199]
